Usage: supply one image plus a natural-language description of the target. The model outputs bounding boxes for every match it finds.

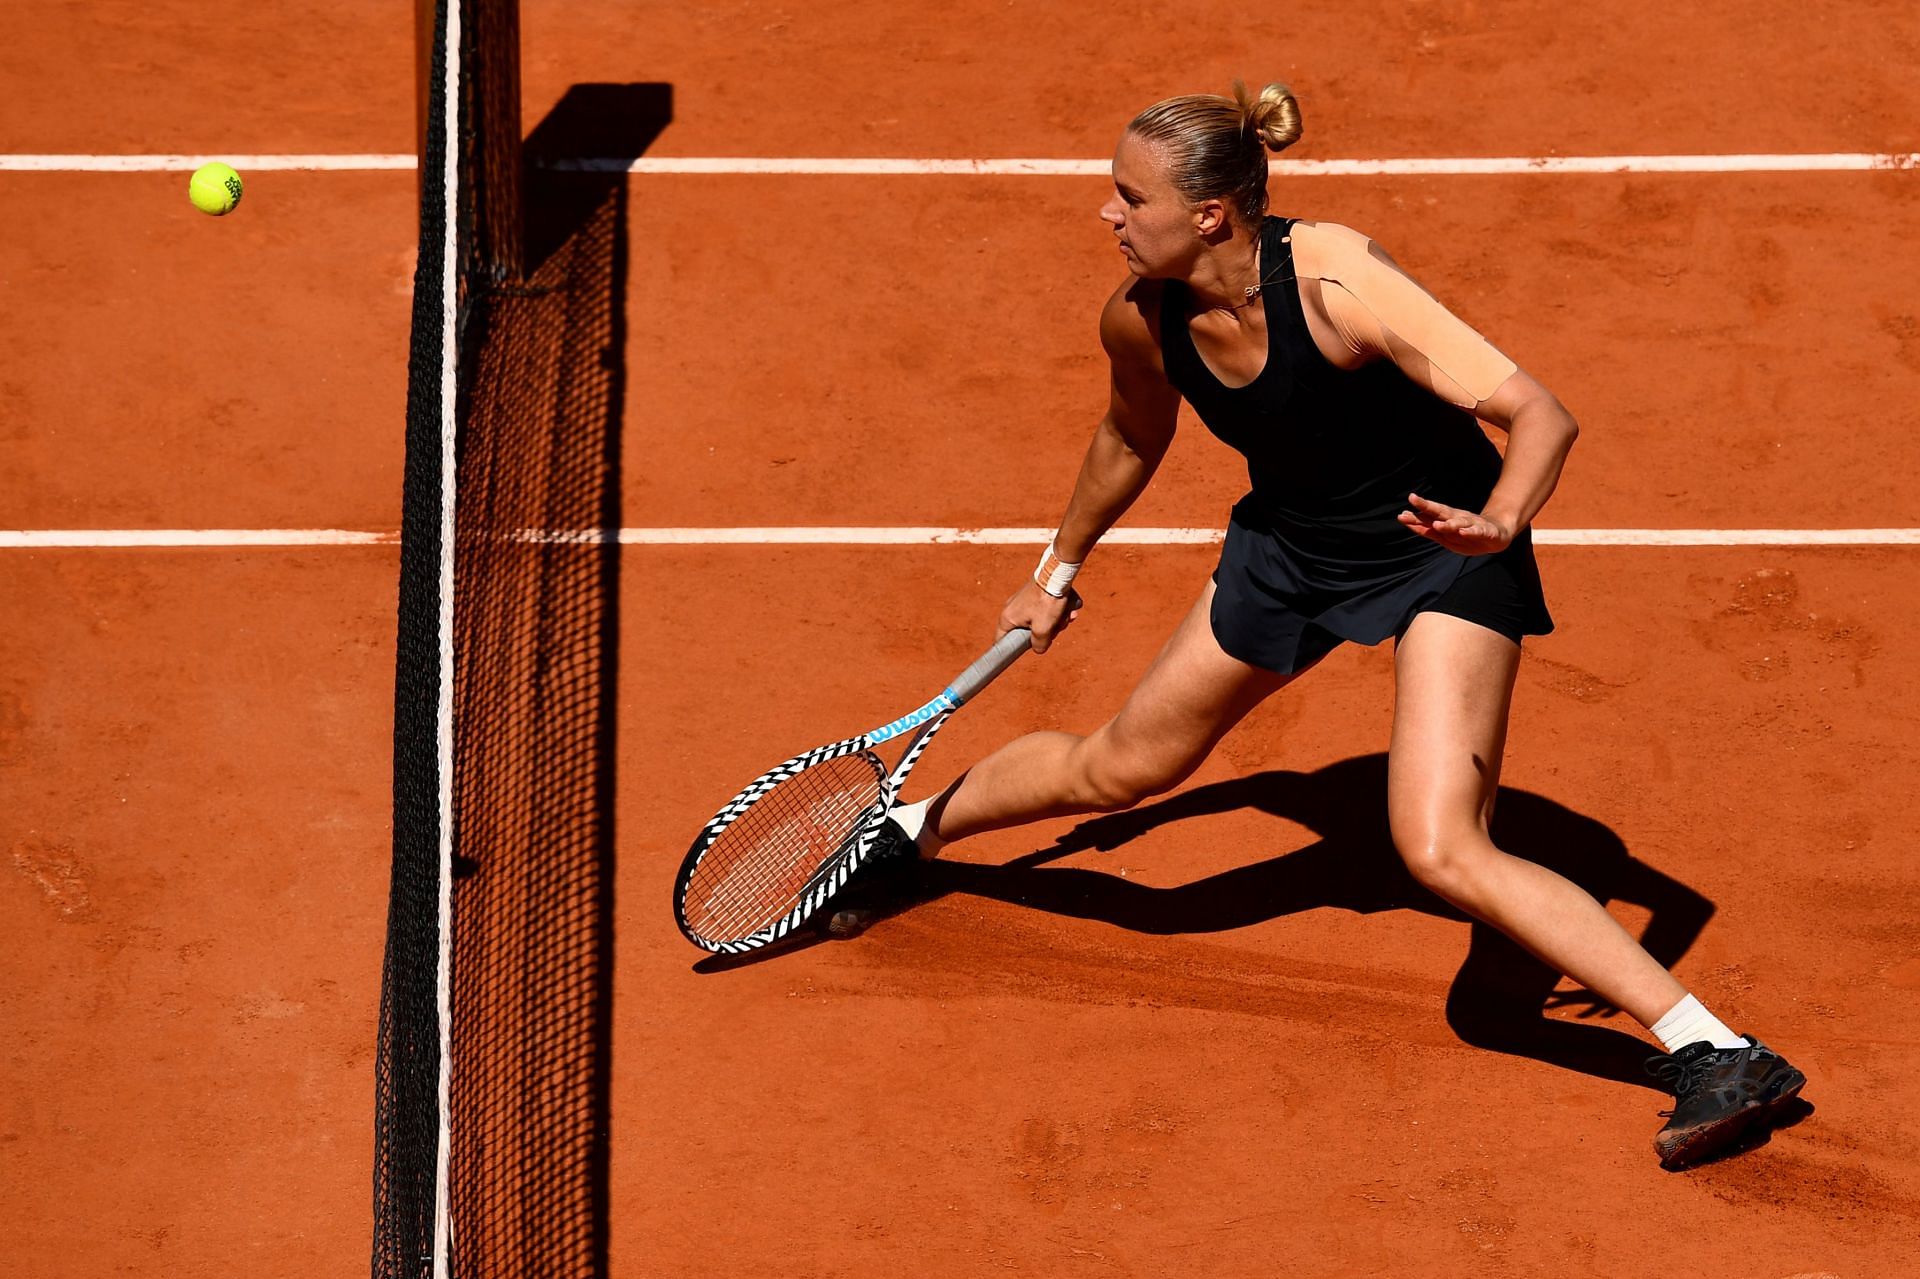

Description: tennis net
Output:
[374,1,623,1274]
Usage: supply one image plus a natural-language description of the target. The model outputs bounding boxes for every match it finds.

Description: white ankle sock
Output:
[890,797,946,858]
[1649,993,1748,1053]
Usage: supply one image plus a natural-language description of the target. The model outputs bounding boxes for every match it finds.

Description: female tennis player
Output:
[857,82,1804,1169]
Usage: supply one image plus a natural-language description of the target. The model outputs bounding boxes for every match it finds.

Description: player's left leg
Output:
[1387,612,1684,1024]
[1387,611,1804,1167]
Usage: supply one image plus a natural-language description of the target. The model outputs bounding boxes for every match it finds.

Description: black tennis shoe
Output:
[821,817,922,938]
[1646,1037,1807,1169]
[862,816,922,865]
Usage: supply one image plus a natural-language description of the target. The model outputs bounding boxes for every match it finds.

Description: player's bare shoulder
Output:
[1099,276,1167,377]
[1097,277,1180,431]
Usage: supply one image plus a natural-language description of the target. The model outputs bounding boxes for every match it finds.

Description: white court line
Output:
[0,529,397,547]
[2,152,1916,176]
[0,154,417,172]
[5,527,1919,549]
[614,527,1920,547]
[569,153,1920,177]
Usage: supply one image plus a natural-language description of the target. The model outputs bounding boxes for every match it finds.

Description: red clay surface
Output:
[1,551,396,1275]
[4,3,1920,1277]
[7,170,1917,534]
[0,1,415,155]
[520,1,1920,159]
[8,2,1920,158]
[0,173,416,531]
[625,172,1920,532]
[628,546,1920,1275]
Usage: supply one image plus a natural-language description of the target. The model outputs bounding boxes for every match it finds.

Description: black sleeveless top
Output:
[1159,215,1510,647]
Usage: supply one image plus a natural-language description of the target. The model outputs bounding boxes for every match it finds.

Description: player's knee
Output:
[1390,820,1485,898]
[1079,768,1153,813]
[1079,753,1184,813]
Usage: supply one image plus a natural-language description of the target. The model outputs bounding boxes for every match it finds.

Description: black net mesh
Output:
[377,2,629,1274]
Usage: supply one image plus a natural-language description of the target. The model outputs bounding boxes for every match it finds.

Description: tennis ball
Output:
[188,162,243,216]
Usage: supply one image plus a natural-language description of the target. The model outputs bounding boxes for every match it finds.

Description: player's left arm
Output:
[1464,364,1580,550]
[1292,221,1580,555]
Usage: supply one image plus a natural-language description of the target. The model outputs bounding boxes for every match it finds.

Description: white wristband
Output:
[1033,541,1082,598]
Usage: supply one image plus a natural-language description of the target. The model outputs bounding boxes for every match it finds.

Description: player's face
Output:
[1099,132,1201,279]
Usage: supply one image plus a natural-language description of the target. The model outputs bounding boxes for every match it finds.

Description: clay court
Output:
[4,1,1920,1275]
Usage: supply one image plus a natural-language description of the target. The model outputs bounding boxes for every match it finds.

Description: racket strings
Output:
[681,751,888,942]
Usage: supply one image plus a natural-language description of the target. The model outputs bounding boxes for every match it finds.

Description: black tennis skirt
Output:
[1210,520,1555,676]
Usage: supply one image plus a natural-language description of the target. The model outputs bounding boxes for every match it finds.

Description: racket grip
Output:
[946,628,1033,705]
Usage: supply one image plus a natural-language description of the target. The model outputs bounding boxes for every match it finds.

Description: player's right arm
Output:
[999,279,1182,652]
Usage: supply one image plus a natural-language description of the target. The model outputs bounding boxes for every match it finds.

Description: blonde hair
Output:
[1126,80,1302,224]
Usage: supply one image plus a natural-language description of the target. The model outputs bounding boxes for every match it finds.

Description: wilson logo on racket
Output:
[868,692,959,744]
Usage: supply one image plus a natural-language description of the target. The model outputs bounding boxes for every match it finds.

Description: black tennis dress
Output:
[1160,215,1553,676]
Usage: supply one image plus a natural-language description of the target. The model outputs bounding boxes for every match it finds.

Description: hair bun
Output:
[1234,80,1302,154]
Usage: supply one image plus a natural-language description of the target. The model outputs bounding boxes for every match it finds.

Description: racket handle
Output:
[946,628,1033,705]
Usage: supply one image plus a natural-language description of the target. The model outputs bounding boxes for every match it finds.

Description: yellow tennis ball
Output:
[188,162,243,216]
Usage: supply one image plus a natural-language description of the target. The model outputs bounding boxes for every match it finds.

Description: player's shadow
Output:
[915,753,1717,1093]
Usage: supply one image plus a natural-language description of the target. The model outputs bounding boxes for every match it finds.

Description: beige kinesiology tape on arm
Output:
[1291,221,1517,409]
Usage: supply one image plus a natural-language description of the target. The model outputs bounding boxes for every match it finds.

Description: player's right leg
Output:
[913,578,1307,848]
[829,579,1305,937]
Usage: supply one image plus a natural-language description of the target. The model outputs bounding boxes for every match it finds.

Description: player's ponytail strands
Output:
[1127,80,1302,225]
[1033,540,1082,598]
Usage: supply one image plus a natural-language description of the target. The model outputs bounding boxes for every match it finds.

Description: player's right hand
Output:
[999,579,1082,654]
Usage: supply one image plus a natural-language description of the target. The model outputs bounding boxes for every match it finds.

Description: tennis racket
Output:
[674,627,1032,953]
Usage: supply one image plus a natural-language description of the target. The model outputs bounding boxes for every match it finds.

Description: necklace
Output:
[1211,238,1295,312]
